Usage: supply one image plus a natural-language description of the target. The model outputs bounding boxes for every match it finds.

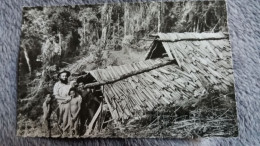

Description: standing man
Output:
[53,70,72,137]
[77,81,91,135]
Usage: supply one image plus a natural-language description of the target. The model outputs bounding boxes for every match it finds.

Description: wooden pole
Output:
[83,59,173,88]
[112,36,228,42]
[84,102,103,135]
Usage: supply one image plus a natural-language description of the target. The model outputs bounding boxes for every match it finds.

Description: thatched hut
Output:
[78,32,234,130]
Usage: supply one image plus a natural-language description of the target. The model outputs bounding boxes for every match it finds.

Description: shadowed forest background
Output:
[17,1,229,137]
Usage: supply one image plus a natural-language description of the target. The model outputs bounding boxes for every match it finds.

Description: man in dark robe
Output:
[77,82,92,135]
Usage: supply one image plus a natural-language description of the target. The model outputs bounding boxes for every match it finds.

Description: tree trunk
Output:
[158,2,162,33]
[124,3,128,36]
[117,13,120,37]
[101,4,112,47]
[23,47,32,75]
[58,32,62,50]
[83,18,86,44]
[112,25,115,45]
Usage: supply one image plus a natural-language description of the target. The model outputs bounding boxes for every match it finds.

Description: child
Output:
[68,87,82,137]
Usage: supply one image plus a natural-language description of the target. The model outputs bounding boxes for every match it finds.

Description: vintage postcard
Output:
[17,0,238,138]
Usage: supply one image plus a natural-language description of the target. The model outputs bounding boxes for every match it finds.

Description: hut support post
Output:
[84,102,103,135]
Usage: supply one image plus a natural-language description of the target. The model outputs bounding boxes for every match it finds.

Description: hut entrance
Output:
[76,72,111,135]
[149,41,167,59]
[145,40,178,65]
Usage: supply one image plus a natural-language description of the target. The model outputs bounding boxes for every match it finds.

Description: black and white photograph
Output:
[17,0,238,138]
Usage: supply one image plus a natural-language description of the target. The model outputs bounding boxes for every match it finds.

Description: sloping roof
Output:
[82,32,234,121]
[148,32,234,90]
[98,58,203,120]
[88,58,172,84]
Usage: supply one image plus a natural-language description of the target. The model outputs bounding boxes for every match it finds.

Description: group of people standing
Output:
[42,70,100,137]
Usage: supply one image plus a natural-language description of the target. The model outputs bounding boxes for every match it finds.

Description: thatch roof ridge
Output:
[157,32,228,42]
